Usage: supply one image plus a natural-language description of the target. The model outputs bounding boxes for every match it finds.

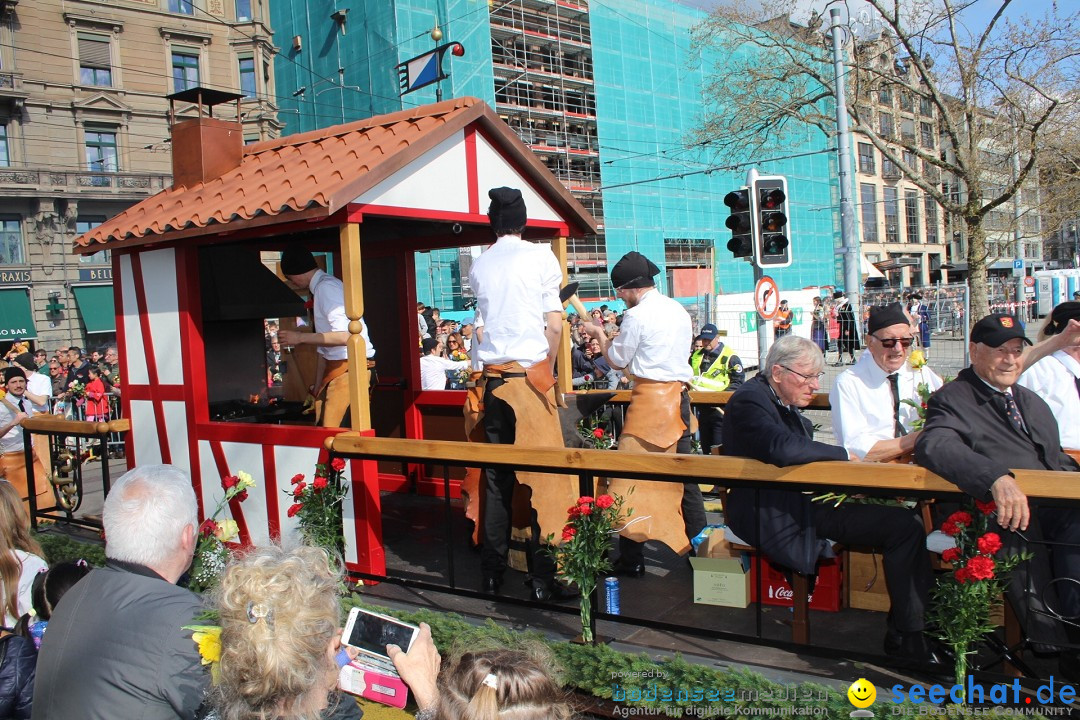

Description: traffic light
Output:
[724,188,754,259]
[753,175,790,268]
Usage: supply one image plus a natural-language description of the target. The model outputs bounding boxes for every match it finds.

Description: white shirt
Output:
[468,235,562,368]
[420,354,470,391]
[0,392,33,455]
[27,372,51,413]
[309,269,374,361]
[607,288,693,383]
[417,313,430,340]
[6,549,47,627]
[830,350,943,459]
[1019,349,1080,450]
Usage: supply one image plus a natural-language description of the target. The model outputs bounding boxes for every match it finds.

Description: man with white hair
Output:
[33,464,207,720]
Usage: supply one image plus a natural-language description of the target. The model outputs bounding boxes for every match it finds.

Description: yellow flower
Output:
[908,349,926,370]
[236,471,256,492]
[187,625,222,665]
[214,519,239,543]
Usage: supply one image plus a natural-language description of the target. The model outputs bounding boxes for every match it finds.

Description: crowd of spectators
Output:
[0,344,120,419]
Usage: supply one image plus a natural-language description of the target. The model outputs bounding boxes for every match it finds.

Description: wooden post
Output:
[339,222,371,432]
[792,572,811,644]
[553,235,571,397]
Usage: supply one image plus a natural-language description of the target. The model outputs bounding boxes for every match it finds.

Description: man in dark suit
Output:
[723,335,936,662]
[916,313,1080,675]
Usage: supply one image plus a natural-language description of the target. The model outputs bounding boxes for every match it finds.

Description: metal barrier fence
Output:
[48,394,125,460]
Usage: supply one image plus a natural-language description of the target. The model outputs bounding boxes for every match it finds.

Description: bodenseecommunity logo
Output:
[847,675,1079,715]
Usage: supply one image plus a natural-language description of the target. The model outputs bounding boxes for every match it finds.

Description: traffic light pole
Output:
[747,169,769,365]
[830,9,861,329]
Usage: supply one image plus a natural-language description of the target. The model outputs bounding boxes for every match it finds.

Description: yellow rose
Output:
[214,519,239,543]
[908,349,926,370]
[236,471,256,492]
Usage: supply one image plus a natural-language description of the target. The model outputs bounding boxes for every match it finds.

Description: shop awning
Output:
[72,284,115,334]
[0,288,36,340]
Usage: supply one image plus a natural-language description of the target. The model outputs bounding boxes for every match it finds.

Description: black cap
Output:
[1046,301,1080,336]
[971,313,1031,347]
[610,251,659,290]
[3,367,25,383]
[867,302,910,335]
[833,290,845,299]
[487,187,527,234]
[12,353,36,372]
[421,338,440,354]
[280,245,318,276]
[698,324,719,341]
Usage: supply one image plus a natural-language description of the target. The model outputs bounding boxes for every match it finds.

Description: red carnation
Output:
[331,458,346,472]
[562,525,576,541]
[946,511,973,527]
[313,476,328,491]
[293,481,307,496]
[199,519,218,537]
[287,502,303,518]
[290,473,305,485]
[567,505,581,518]
[222,475,239,490]
[977,532,1003,555]
[578,496,595,505]
[975,499,997,516]
[596,495,614,509]
[954,566,971,583]
[304,298,314,311]
[592,428,605,439]
[941,521,960,537]
[235,490,249,502]
[967,555,996,581]
[578,504,593,516]
[941,548,961,563]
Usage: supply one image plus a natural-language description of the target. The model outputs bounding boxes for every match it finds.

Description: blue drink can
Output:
[604,576,621,615]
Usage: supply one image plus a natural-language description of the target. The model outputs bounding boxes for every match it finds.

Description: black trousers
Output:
[811,502,931,633]
[619,391,708,565]
[697,406,724,452]
[479,376,556,585]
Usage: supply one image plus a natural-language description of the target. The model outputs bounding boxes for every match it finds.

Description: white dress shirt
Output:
[830,350,943,459]
[1019,349,1080,450]
[309,269,374,361]
[468,235,562,368]
[0,392,33,455]
[419,354,470,391]
[26,372,52,413]
[607,288,693,383]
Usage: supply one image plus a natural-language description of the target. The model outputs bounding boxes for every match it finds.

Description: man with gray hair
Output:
[33,464,207,720]
[722,335,937,663]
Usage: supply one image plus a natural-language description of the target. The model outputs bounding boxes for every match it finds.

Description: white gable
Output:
[474,133,561,222]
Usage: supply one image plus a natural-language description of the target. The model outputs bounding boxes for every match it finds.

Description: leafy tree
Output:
[692,0,1080,317]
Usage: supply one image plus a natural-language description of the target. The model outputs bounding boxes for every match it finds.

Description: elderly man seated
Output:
[722,335,936,662]
[916,313,1080,679]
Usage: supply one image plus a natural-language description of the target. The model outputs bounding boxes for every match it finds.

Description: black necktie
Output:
[888,374,907,438]
[1000,392,1026,435]
[16,397,25,413]
[1075,376,1080,403]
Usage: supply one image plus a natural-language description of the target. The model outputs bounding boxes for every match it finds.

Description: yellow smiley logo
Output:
[847,678,876,709]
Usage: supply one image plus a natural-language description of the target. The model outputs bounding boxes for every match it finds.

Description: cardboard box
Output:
[847,549,891,612]
[749,555,843,612]
[690,528,750,608]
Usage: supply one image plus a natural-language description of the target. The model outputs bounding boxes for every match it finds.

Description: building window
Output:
[884,187,899,243]
[78,33,112,87]
[878,88,892,106]
[924,195,939,244]
[858,143,875,174]
[882,156,900,178]
[905,190,920,244]
[879,112,894,139]
[0,216,24,265]
[0,125,7,168]
[235,0,251,20]
[77,217,110,264]
[85,129,118,172]
[899,92,914,113]
[169,0,195,15]
[920,122,935,149]
[860,183,878,244]
[172,50,200,91]
[238,56,256,97]
[1024,242,1039,258]
[919,96,934,117]
[900,118,916,141]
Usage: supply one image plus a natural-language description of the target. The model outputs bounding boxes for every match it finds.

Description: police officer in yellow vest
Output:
[689,324,745,451]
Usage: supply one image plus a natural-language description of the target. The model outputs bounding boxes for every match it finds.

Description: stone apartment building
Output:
[0,0,280,353]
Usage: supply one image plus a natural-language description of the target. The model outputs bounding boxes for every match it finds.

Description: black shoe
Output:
[481,576,502,595]
[613,558,646,578]
[530,580,580,602]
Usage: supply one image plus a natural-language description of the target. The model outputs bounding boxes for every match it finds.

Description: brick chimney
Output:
[167,87,244,189]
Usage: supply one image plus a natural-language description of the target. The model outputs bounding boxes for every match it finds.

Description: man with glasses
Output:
[917,313,1080,679]
[582,251,706,578]
[723,335,937,663]
[831,303,942,462]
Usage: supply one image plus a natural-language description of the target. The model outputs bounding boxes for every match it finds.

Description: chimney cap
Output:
[167,87,243,107]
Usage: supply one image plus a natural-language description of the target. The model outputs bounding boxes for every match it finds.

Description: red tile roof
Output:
[75,97,596,252]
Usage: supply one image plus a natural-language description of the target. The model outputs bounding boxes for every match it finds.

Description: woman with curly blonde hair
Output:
[210,545,356,720]
[0,481,46,628]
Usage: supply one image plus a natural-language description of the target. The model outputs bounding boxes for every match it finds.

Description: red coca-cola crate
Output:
[748,554,843,612]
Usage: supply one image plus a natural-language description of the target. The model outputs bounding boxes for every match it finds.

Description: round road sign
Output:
[1023,276,1035,288]
[755,275,780,320]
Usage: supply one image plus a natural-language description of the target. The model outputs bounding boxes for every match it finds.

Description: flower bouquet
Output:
[287,457,349,555]
[188,471,255,593]
[546,493,629,643]
[927,500,1029,699]
[67,381,85,399]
